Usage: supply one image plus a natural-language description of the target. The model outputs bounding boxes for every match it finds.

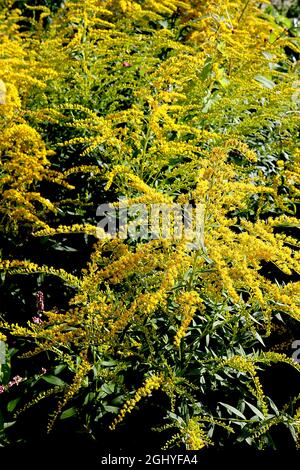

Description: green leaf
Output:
[273,223,300,229]
[101,383,115,395]
[100,360,118,367]
[4,421,15,430]
[217,41,226,54]
[42,375,66,386]
[202,91,220,112]
[7,398,21,413]
[285,422,298,443]
[254,75,276,89]
[1,364,10,384]
[262,51,273,60]
[103,405,119,414]
[158,20,168,28]
[111,395,125,406]
[0,341,5,365]
[200,59,213,81]
[60,407,77,419]
[53,244,78,252]
[255,331,265,347]
[83,392,96,405]
[186,368,201,376]
[168,157,185,167]
[219,402,246,419]
[268,397,280,415]
[54,365,67,375]
[269,32,278,44]
[219,77,230,88]
[245,401,266,420]
[278,15,292,29]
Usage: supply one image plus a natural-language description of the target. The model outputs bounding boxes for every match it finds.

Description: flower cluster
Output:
[0,375,23,394]
[183,418,208,451]
[220,356,268,416]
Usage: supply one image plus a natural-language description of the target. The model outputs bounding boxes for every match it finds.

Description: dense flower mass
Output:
[0,0,299,451]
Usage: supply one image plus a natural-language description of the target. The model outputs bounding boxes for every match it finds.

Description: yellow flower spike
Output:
[184,418,207,451]
[0,260,81,288]
[47,358,92,432]
[33,224,107,239]
[0,332,7,341]
[174,291,203,347]
[109,374,164,430]
[222,355,269,416]
[105,165,172,204]
[293,407,300,448]
[0,119,67,231]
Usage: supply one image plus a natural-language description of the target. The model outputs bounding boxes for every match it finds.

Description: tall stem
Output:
[237,0,251,24]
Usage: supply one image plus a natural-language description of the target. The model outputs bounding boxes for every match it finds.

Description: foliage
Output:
[0,0,300,451]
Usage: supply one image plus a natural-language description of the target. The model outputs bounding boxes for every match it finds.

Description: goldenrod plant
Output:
[0,0,300,451]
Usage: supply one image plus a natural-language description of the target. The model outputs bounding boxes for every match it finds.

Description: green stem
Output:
[187,249,201,291]
[139,123,151,178]
[237,0,251,25]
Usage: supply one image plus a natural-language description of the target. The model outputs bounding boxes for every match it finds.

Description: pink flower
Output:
[12,375,22,385]
[8,375,23,388]
[32,316,43,324]
[0,385,5,394]
[41,368,47,375]
[122,61,131,67]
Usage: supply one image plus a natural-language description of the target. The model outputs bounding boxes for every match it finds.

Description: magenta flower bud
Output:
[35,291,45,312]
[0,385,5,394]
[122,61,131,67]
[32,316,43,324]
